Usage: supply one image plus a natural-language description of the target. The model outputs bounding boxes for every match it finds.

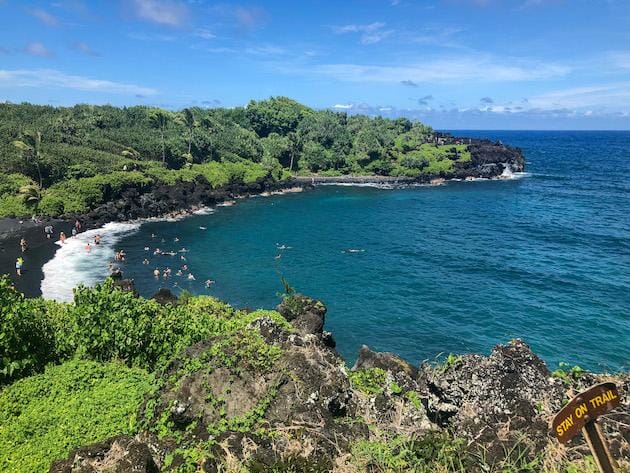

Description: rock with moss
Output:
[133,312,365,470]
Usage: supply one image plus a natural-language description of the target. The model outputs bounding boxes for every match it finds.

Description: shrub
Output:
[0,359,156,473]
[0,278,56,383]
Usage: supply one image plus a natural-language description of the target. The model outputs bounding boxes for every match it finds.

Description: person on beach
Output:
[20,238,27,252]
[44,225,53,239]
[85,242,92,253]
[15,257,24,276]
[60,232,66,244]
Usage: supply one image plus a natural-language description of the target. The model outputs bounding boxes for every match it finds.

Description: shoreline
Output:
[0,183,306,298]
[0,170,522,298]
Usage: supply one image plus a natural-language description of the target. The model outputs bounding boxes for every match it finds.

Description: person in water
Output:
[94,234,101,245]
[59,232,66,244]
[71,227,77,237]
[74,219,82,232]
[20,238,27,253]
[15,257,24,276]
[85,242,92,253]
[44,225,53,239]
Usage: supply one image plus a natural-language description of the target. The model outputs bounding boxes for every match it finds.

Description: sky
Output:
[1,0,629,129]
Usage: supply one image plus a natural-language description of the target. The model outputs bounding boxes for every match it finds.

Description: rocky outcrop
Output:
[50,436,159,473]
[74,176,304,229]
[423,340,565,462]
[50,300,628,472]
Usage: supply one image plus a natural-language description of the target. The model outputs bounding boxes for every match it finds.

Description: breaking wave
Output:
[41,222,141,302]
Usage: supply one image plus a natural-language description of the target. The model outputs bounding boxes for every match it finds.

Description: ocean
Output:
[41,131,630,372]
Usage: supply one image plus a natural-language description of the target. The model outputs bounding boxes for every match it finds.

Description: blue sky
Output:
[1,0,629,129]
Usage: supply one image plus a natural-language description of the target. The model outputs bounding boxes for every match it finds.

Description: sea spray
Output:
[41,222,141,302]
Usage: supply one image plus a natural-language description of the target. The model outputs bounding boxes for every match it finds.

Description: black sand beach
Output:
[0,218,74,297]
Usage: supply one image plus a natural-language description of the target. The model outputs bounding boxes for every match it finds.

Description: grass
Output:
[0,359,156,473]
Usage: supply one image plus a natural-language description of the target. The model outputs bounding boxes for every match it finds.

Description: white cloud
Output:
[25,42,53,57]
[332,103,353,109]
[331,22,393,45]
[0,69,158,96]
[194,28,216,40]
[309,56,569,83]
[131,0,189,27]
[527,82,630,109]
[28,8,60,27]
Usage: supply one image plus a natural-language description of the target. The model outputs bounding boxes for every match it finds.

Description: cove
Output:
[46,131,630,372]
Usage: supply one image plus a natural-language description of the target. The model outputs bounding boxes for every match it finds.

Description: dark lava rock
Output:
[424,339,565,462]
[50,435,159,473]
[353,344,418,379]
[151,288,178,305]
[111,278,138,296]
[276,294,326,323]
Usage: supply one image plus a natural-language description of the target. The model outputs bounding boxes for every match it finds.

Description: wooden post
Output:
[582,419,618,473]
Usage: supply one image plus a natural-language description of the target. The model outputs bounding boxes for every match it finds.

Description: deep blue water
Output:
[113,131,630,372]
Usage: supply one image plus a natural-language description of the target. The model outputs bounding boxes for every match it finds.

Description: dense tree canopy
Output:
[0,98,472,217]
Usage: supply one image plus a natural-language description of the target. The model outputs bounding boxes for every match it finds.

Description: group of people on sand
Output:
[15,219,85,277]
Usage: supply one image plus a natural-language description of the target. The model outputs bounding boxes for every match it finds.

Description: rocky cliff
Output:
[51,294,628,473]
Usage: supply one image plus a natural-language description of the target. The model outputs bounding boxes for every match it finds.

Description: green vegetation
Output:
[0,359,155,473]
[349,367,388,395]
[551,362,585,385]
[0,99,472,217]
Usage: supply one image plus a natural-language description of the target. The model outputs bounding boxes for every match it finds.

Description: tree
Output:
[245,97,308,137]
[11,131,44,188]
[18,184,42,215]
[177,108,197,154]
[149,110,171,163]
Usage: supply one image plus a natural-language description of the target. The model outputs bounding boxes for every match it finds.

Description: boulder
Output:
[424,339,565,462]
[49,436,158,473]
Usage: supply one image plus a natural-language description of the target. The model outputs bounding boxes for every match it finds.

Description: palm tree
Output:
[149,110,171,163]
[12,131,44,187]
[177,108,197,155]
[18,183,42,215]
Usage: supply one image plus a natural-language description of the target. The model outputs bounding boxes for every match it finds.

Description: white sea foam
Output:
[192,207,215,215]
[41,222,141,302]
[319,182,397,189]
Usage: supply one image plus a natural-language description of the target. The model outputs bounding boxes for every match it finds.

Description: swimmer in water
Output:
[153,268,160,278]
[187,274,195,280]
[85,243,92,253]
[174,237,179,242]
[205,279,215,287]
[94,234,101,245]
[143,259,150,265]
[151,233,156,238]
[144,246,150,251]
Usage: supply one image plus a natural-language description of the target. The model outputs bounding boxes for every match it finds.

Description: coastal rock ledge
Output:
[51,296,628,472]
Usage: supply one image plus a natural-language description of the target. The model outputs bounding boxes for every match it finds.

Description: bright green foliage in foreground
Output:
[0,359,156,473]
[0,99,472,217]
[0,276,290,384]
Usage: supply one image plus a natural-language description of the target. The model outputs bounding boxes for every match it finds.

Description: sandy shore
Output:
[0,218,76,297]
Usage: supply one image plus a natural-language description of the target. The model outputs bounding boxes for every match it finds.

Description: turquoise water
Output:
[115,131,630,372]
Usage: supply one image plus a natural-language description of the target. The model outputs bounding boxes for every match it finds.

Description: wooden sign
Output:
[552,382,620,473]
[552,382,620,443]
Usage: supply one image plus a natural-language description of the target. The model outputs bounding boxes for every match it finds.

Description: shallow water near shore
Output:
[42,131,630,371]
